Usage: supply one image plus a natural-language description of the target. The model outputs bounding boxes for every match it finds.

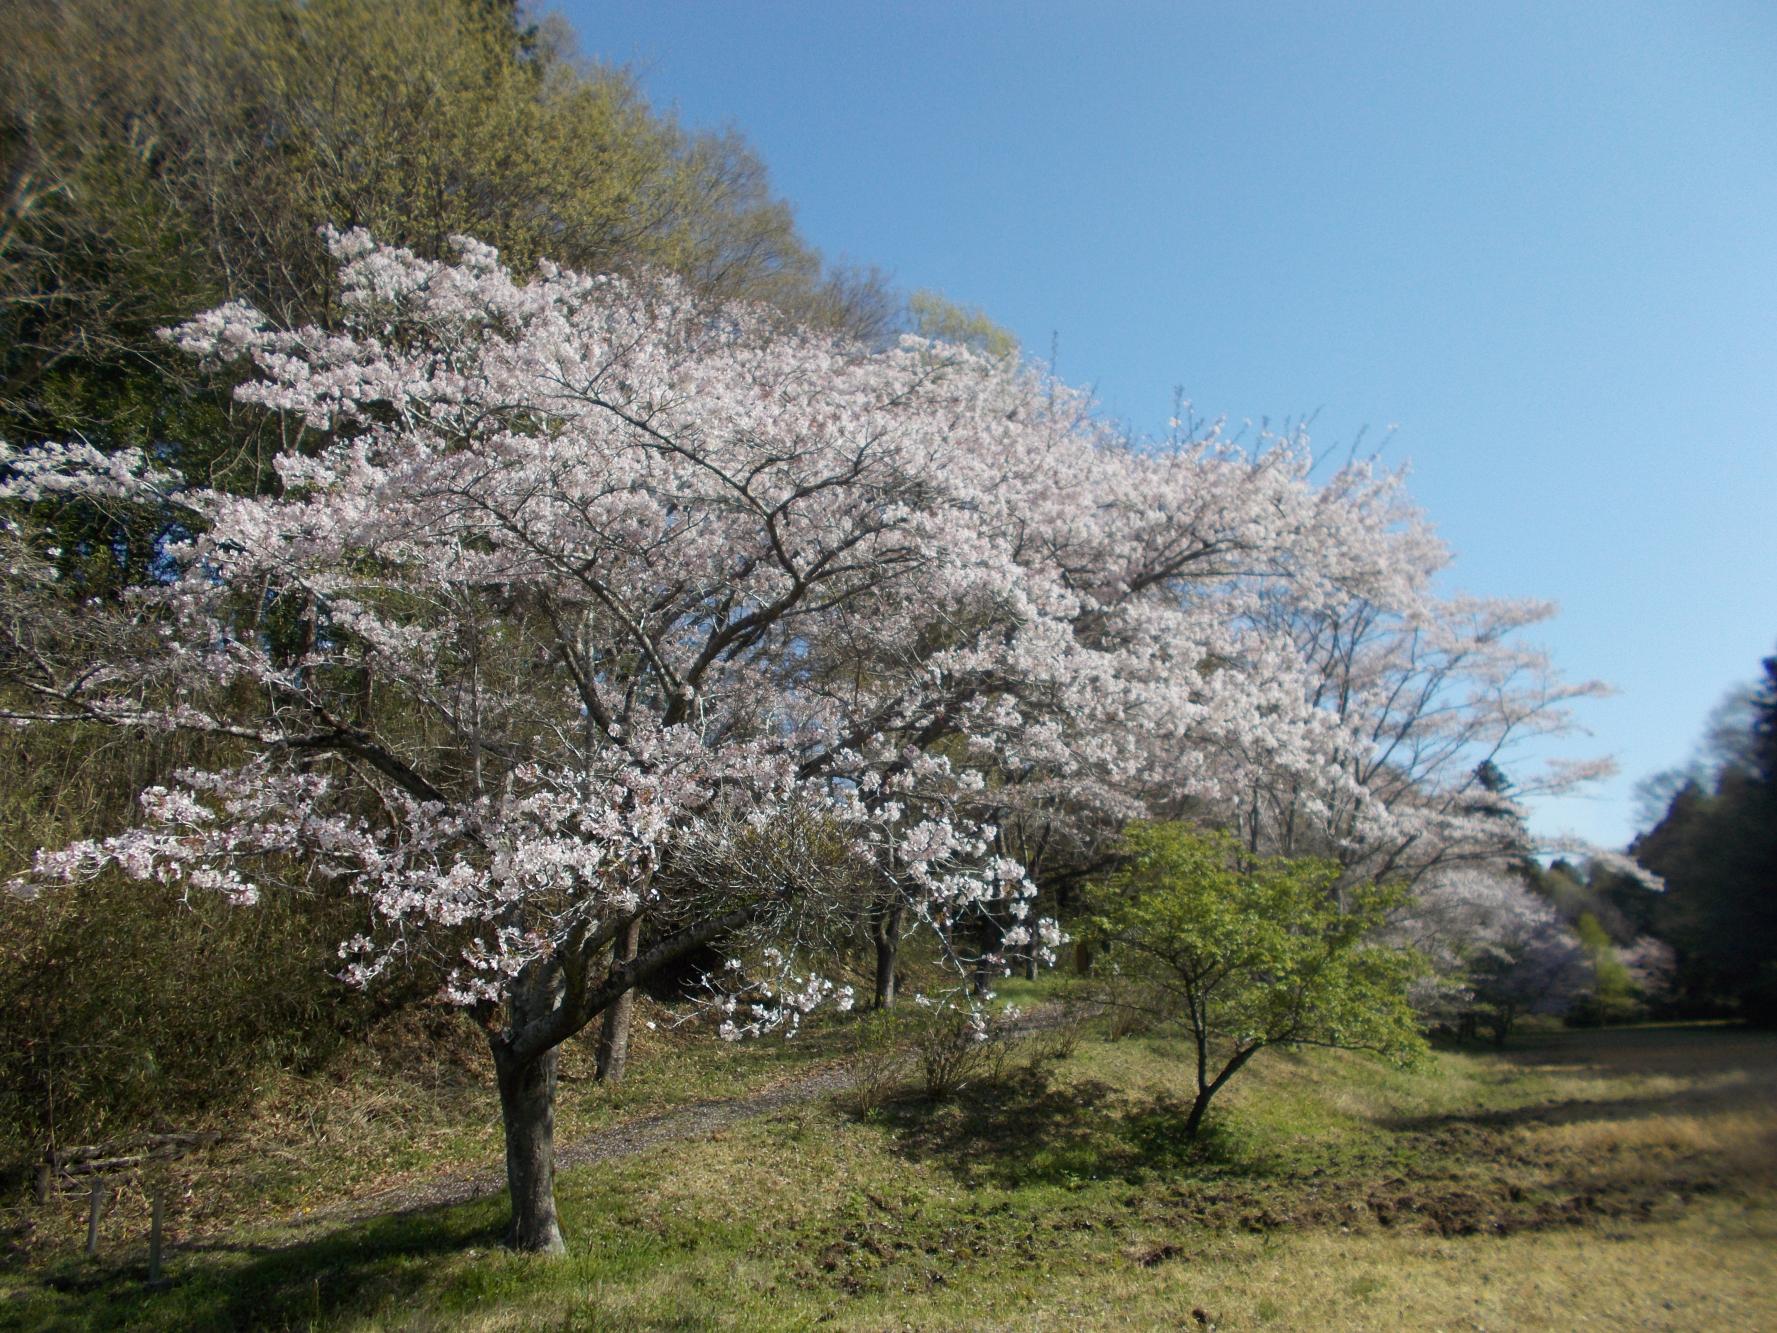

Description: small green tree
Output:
[1572,912,1639,1024]
[1089,824,1425,1139]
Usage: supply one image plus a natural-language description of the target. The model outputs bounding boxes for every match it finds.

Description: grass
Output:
[2,1017,1774,1330]
[1,998,851,1271]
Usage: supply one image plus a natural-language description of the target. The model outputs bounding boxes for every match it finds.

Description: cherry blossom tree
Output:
[0,228,1635,1251]
[1220,459,1626,887]
[1,232,1063,1251]
[1389,865,1592,1040]
[788,390,1435,1002]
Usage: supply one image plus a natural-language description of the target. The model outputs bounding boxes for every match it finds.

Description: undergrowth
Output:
[2,1018,1773,1331]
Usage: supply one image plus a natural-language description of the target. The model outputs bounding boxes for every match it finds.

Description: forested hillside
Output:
[1,0,891,1176]
[1606,656,1777,1023]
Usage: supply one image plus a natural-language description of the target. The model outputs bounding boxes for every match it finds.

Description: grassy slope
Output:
[4,1002,1775,1331]
[1,1003,850,1271]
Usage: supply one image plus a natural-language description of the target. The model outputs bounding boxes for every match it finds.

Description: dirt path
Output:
[234,1001,1074,1248]
[287,1060,858,1236]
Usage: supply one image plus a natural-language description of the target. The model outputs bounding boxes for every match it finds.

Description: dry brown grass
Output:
[1525,1106,1777,1164]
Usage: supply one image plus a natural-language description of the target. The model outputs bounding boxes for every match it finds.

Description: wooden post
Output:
[148,1189,164,1283]
[34,1161,49,1206]
[85,1178,104,1256]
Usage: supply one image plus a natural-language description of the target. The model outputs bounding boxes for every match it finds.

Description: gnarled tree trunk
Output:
[871,896,904,1009]
[492,1043,565,1254]
[485,904,757,1253]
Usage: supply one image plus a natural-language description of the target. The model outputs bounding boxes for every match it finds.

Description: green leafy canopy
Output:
[1088,823,1426,1133]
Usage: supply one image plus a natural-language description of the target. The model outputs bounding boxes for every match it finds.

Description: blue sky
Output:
[560,0,1777,852]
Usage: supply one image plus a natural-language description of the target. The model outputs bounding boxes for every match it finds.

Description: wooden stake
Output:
[148,1189,164,1283]
[85,1178,104,1256]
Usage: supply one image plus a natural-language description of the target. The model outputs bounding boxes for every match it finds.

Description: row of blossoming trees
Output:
[1,234,1617,1251]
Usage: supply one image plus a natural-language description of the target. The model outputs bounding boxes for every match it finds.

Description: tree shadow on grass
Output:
[24,1196,505,1331]
[863,1068,1236,1190]
[1381,1085,1773,1137]
[856,1068,1745,1243]
[1487,1023,1777,1081]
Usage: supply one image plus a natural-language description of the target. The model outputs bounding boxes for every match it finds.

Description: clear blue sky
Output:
[559,0,1777,853]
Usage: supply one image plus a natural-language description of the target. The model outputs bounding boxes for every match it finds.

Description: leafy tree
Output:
[1,0,893,564]
[1570,912,1638,1025]
[1528,859,1634,943]
[907,289,1018,358]
[1088,824,1424,1139]
[1754,654,1777,785]
[1630,652,1777,1022]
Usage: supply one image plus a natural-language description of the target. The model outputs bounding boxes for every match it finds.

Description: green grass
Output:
[4,1020,1775,1330]
[1,999,852,1271]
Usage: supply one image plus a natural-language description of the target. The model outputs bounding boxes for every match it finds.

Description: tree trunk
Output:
[493,1045,566,1254]
[595,917,643,1084]
[871,897,904,1009]
[1183,1042,1260,1140]
[1183,1086,1214,1141]
[482,904,759,1254]
[971,909,1002,996]
[1073,936,1094,976]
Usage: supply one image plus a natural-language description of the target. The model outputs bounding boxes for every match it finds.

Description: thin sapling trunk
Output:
[595,917,643,1084]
